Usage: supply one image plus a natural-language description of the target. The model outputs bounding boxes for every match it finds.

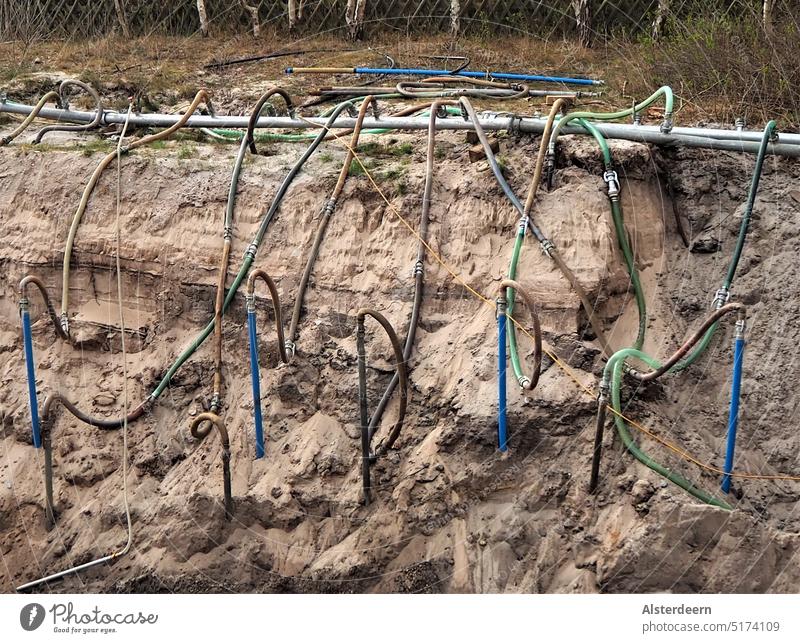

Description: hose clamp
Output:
[517,216,529,236]
[621,363,640,378]
[517,375,531,390]
[245,293,256,313]
[769,128,779,144]
[633,112,642,126]
[413,260,424,277]
[603,169,620,199]
[734,318,746,340]
[507,115,523,138]
[210,395,221,413]
[284,340,296,360]
[712,287,730,309]
[245,243,258,260]
[544,152,555,190]
[660,113,674,134]
[60,313,70,336]
[598,375,610,403]
[540,238,555,257]
[735,118,745,132]
[18,297,29,313]
[223,225,233,241]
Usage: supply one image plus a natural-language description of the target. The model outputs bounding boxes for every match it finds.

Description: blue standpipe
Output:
[497,298,508,452]
[722,320,746,493]
[20,304,42,448]
[285,67,603,87]
[246,303,265,459]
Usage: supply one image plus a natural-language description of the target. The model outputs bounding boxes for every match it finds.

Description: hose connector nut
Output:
[245,293,256,313]
[713,287,730,309]
[245,242,258,260]
[284,340,296,361]
[517,216,529,236]
[223,225,233,241]
[603,169,620,199]
[413,260,424,277]
[18,297,29,313]
[323,198,337,217]
[495,296,507,318]
[734,318,746,340]
[735,117,745,132]
[660,113,674,134]
[540,239,555,257]
[517,375,532,390]
[60,313,70,336]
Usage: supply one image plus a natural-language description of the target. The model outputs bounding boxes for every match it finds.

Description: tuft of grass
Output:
[177,143,193,160]
[319,151,334,163]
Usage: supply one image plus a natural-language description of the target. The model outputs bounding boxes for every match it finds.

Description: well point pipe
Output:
[245,269,289,459]
[356,308,408,505]
[3,101,798,155]
[285,66,604,86]
[722,319,746,494]
[59,89,214,335]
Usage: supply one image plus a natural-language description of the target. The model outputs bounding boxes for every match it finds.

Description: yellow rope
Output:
[298,113,800,483]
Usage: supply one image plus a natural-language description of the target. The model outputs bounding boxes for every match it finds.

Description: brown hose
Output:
[499,279,543,391]
[190,412,233,520]
[246,269,289,364]
[356,308,408,504]
[286,95,378,356]
[209,88,294,419]
[0,91,59,146]
[18,275,68,341]
[61,90,214,333]
[39,392,151,526]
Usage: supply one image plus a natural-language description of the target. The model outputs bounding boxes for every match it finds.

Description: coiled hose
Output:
[496,279,542,451]
[0,91,59,146]
[246,269,289,459]
[59,89,215,335]
[33,79,104,144]
[589,303,746,508]
[357,308,408,505]
[205,87,294,436]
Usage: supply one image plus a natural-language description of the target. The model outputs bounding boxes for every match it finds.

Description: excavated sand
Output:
[1,121,799,593]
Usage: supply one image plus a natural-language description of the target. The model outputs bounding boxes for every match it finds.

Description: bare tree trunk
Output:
[763,0,774,35]
[196,0,209,37]
[651,0,669,40]
[241,1,259,37]
[113,0,131,39]
[346,0,367,41]
[450,0,461,38]
[288,0,306,31]
[571,0,592,48]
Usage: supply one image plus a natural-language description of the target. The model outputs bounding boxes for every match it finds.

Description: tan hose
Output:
[59,89,213,334]
[519,97,615,357]
[286,95,378,356]
[0,91,59,146]
[190,412,233,520]
[397,76,530,100]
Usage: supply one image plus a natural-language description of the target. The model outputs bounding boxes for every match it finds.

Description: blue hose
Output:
[247,308,265,459]
[21,308,42,448]
[722,324,746,493]
[497,303,508,452]
[285,66,603,86]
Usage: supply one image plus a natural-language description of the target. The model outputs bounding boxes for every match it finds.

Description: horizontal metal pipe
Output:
[3,100,799,156]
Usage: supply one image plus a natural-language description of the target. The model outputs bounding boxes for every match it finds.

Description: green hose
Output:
[671,120,776,372]
[605,347,731,509]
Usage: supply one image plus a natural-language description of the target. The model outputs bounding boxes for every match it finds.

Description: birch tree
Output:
[196,0,209,37]
[241,0,260,37]
[763,0,774,35]
[651,0,669,40]
[113,0,131,38]
[450,0,461,38]
[345,0,367,41]
[572,0,592,48]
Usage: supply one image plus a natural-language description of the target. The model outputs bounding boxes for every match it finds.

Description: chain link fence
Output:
[0,1,783,42]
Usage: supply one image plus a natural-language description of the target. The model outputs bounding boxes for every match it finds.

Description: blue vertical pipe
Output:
[21,307,42,448]
[247,308,265,459]
[497,301,508,452]
[722,323,746,493]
